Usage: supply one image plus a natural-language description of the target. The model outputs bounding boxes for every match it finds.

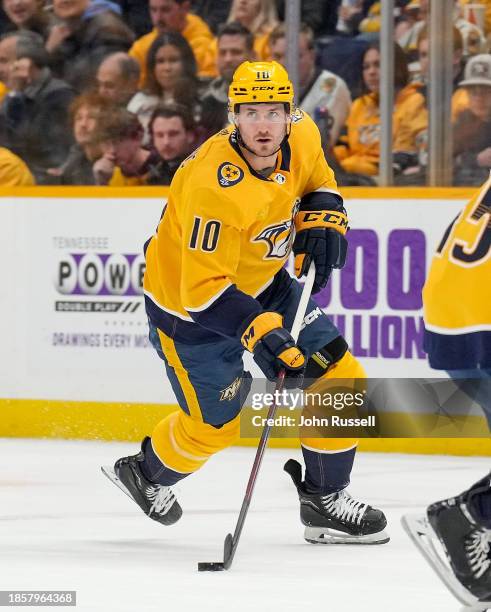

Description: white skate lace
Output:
[146,484,175,516]
[466,528,491,579]
[321,490,367,525]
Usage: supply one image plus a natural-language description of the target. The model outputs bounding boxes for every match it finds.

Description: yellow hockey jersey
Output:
[144,110,343,343]
[423,175,491,369]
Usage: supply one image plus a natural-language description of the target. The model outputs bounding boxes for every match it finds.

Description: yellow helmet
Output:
[228,61,294,113]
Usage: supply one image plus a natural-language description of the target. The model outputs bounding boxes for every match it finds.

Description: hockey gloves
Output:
[293,209,348,294]
[240,312,305,387]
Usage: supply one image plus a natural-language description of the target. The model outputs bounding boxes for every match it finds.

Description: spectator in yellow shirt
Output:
[0,146,35,185]
[392,26,469,184]
[129,0,216,85]
[334,42,425,178]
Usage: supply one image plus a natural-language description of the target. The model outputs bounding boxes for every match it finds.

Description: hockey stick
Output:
[198,262,316,572]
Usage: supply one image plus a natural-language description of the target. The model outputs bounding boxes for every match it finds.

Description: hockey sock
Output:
[470,488,491,529]
[140,437,190,486]
[301,444,357,494]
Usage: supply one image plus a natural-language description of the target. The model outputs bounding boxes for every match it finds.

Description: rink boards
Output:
[0,185,489,456]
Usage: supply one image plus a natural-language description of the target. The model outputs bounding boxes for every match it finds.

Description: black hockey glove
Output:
[239,311,305,388]
[293,209,348,294]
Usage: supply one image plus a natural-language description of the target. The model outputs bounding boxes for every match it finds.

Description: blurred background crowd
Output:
[0,0,489,187]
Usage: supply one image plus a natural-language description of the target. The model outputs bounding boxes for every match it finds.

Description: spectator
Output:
[191,0,232,34]
[398,0,486,62]
[459,0,491,36]
[50,92,109,184]
[200,22,254,137]
[392,26,467,184]
[96,51,140,105]
[453,53,491,185]
[92,107,160,185]
[226,0,278,60]
[0,30,74,183]
[0,144,34,184]
[46,0,134,92]
[118,0,152,38]
[269,22,352,147]
[276,0,341,37]
[129,0,216,85]
[0,31,16,101]
[128,32,201,137]
[2,0,52,39]
[147,103,195,184]
[416,26,465,92]
[333,42,425,177]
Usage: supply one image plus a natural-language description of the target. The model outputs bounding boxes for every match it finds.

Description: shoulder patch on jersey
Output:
[217,162,244,188]
[291,108,305,123]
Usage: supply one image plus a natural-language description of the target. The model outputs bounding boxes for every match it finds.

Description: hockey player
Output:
[107,61,389,545]
[403,177,491,608]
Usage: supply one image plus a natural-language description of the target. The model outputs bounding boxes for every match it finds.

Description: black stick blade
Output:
[223,533,234,569]
[197,562,225,572]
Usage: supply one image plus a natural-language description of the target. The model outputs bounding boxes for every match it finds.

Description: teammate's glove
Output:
[239,312,305,387]
[293,209,348,294]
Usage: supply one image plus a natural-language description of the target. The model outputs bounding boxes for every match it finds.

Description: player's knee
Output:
[207,414,241,449]
[303,336,364,385]
[304,335,348,381]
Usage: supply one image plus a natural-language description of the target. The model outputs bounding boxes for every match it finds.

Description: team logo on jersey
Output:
[273,173,286,185]
[218,162,244,187]
[219,376,242,401]
[254,218,294,259]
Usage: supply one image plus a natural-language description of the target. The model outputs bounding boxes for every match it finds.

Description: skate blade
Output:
[304,526,390,545]
[401,514,491,610]
[101,465,134,502]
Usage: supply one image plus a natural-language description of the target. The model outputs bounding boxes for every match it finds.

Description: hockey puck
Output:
[198,562,225,572]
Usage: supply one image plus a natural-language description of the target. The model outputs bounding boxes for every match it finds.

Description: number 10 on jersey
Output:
[189,217,222,253]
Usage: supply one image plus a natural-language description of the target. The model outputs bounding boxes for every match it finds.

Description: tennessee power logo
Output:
[54,252,144,313]
[217,162,244,187]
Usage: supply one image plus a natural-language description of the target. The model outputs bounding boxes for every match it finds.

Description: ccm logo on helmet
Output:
[252,86,274,90]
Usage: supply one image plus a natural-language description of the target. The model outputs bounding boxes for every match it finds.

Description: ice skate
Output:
[284,459,389,544]
[102,437,182,526]
[402,475,491,610]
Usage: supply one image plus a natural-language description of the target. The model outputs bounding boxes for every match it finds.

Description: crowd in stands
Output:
[0,0,489,187]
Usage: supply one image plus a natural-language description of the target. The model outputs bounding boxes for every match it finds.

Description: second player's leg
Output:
[275,277,388,543]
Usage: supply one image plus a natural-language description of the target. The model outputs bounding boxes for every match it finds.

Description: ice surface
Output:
[1,438,489,612]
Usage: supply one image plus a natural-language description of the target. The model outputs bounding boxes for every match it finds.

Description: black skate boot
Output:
[284,459,389,544]
[427,475,491,603]
[103,437,182,526]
